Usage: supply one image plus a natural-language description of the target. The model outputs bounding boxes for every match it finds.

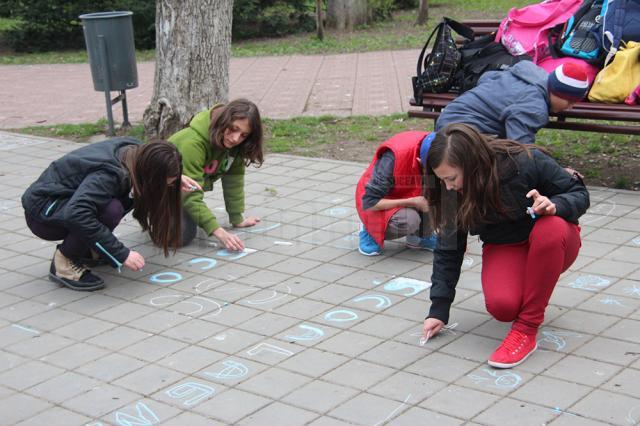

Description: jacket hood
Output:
[509,61,550,103]
[189,109,211,142]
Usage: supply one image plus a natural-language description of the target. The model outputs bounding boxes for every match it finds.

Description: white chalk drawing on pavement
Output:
[582,201,616,225]
[537,329,584,351]
[552,407,579,417]
[188,257,217,270]
[623,285,640,298]
[324,309,359,322]
[215,248,257,260]
[165,382,215,407]
[246,342,294,358]
[468,368,522,390]
[600,297,626,307]
[383,277,432,297]
[115,402,159,426]
[352,294,392,309]
[285,324,325,341]
[149,272,183,285]
[632,237,640,246]
[627,405,640,425]
[325,207,350,217]
[203,360,249,380]
[373,393,412,426]
[409,322,459,339]
[194,278,226,294]
[244,285,292,305]
[149,294,223,318]
[569,275,611,291]
[273,241,294,246]
[11,324,40,335]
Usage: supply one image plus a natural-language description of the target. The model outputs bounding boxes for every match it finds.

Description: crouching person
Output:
[22,138,187,291]
[355,131,437,256]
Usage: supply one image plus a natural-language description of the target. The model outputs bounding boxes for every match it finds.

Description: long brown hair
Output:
[209,98,264,167]
[122,141,183,255]
[425,123,539,232]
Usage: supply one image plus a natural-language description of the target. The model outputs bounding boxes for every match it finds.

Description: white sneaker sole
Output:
[358,247,381,256]
[487,343,538,369]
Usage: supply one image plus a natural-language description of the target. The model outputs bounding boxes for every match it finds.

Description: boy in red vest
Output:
[355,131,437,256]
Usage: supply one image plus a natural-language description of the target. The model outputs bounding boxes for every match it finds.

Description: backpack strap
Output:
[416,22,443,77]
[443,17,476,41]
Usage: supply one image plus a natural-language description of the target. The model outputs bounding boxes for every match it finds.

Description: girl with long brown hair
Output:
[169,98,264,251]
[22,138,188,291]
[422,123,589,368]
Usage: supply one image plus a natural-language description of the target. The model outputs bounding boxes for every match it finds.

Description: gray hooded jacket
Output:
[435,61,550,144]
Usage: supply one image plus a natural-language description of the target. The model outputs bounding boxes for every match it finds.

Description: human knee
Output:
[529,216,569,248]
[99,199,124,229]
[485,296,520,322]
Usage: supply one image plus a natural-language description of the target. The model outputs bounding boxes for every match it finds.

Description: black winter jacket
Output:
[428,149,590,323]
[21,138,139,269]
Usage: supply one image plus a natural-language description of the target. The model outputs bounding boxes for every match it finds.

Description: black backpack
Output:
[412,17,474,105]
[453,33,532,94]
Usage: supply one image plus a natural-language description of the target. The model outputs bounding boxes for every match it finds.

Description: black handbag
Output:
[412,17,474,105]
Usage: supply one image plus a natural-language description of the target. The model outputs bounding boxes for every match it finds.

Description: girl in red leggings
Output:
[421,123,589,368]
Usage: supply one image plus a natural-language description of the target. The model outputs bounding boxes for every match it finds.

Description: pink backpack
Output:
[496,0,583,63]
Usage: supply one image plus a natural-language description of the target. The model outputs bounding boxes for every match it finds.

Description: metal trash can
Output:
[80,11,138,91]
[79,11,138,135]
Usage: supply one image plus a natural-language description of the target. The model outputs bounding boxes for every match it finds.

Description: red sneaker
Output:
[488,329,538,368]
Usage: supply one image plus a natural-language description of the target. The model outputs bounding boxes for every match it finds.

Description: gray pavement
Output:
[0,130,639,425]
[0,50,422,129]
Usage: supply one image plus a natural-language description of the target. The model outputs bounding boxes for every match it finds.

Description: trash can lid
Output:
[79,11,133,20]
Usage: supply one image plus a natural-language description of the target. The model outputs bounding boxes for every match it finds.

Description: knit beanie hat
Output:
[547,62,590,102]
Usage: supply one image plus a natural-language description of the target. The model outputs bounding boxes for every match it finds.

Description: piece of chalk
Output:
[189,185,199,191]
[526,207,536,219]
[419,330,432,346]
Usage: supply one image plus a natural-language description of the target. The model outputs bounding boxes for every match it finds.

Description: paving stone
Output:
[62,383,140,418]
[315,330,381,358]
[0,360,63,391]
[279,347,349,378]
[457,366,533,396]
[238,401,319,425]
[237,367,311,399]
[273,298,335,320]
[392,406,464,425]
[306,283,364,305]
[100,397,181,425]
[368,371,446,404]
[601,367,640,398]
[420,384,500,420]
[0,392,52,425]
[14,406,91,426]
[196,357,268,387]
[328,392,413,425]
[86,325,153,351]
[112,363,185,395]
[236,312,300,337]
[192,388,271,424]
[161,318,226,344]
[282,380,359,414]
[574,336,640,365]
[77,353,147,382]
[162,411,224,426]
[549,310,619,334]
[570,389,640,425]
[600,318,640,344]
[322,359,395,390]
[25,371,100,404]
[473,397,556,425]
[511,375,593,410]
[359,340,427,369]
[40,341,110,370]
[119,334,188,363]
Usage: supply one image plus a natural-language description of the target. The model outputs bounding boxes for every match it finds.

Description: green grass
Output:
[0,0,534,65]
[12,119,144,142]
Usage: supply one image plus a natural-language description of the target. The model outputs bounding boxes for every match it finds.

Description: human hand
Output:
[212,227,245,251]
[234,216,261,228]
[422,317,445,344]
[124,250,145,272]
[180,175,202,193]
[409,196,430,212]
[526,189,556,216]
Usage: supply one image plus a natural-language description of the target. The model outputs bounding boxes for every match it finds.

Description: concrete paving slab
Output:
[0,132,638,425]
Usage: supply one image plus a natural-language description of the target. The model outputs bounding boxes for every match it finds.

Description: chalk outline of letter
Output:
[352,294,392,309]
[115,402,159,426]
[165,382,215,407]
[149,272,183,285]
[246,342,294,357]
[285,324,325,341]
[323,309,359,322]
[202,360,249,380]
[188,257,218,270]
[245,285,292,305]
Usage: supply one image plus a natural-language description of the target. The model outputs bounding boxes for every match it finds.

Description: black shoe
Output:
[49,251,105,291]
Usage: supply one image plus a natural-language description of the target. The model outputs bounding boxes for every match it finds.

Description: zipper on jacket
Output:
[44,200,58,216]
[94,242,123,272]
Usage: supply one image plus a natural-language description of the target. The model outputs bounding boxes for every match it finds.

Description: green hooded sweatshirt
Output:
[169,107,245,235]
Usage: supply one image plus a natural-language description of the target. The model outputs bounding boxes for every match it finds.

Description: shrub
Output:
[233,0,315,40]
[369,0,395,21]
[394,0,418,9]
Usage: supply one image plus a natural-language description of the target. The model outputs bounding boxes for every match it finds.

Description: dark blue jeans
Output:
[26,199,124,260]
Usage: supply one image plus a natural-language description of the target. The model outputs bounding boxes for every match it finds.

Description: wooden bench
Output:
[409,20,640,135]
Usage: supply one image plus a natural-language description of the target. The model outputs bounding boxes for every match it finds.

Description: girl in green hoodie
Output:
[169,99,264,251]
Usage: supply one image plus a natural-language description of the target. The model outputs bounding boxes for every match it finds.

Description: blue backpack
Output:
[602,0,640,64]
[556,0,608,63]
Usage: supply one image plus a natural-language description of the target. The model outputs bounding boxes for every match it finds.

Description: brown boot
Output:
[49,247,105,291]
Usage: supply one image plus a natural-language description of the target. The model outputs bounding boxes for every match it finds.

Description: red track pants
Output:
[481,216,581,335]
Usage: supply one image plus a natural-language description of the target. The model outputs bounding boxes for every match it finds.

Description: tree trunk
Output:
[415,0,428,26]
[316,0,324,41]
[143,0,233,140]
[326,0,368,31]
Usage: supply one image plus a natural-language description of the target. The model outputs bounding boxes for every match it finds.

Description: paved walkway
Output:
[0,50,422,129]
[0,131,639,425]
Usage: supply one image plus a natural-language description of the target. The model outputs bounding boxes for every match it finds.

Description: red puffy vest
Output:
[355,131,429,247]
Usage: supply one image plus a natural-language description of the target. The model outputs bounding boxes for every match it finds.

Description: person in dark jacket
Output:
[22,138,192,291]
[434,61,590,144]
[421,123,589,369]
